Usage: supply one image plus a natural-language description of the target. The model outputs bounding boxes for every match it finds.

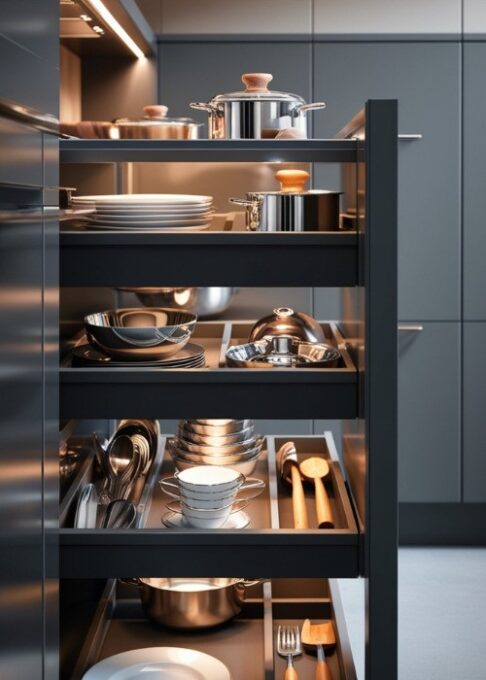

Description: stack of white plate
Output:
[72,194,214,232]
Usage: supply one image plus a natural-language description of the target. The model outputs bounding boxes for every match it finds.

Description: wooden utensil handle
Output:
[285,665,298,680]
[316,660,332,680]
[315,477,334,529]
[291,464,309,529]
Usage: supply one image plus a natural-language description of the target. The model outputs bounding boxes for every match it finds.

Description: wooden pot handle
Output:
[285,665,299,680]
[316,660,332,680]
[242,72,273,92]
[290,464,309,529]
[143,105,168,119]
[314,477,334,529]
[275,169,310,193]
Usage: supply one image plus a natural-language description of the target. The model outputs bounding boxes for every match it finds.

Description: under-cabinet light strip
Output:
[86,0,145,59]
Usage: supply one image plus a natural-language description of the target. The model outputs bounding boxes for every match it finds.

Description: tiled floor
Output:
[339,548,486,680]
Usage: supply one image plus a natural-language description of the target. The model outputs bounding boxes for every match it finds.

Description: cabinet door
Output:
[463,44,486,320]
[463,323,486,501]
[313,43,461,321]
[0,208,43,679]
[398,322,460,502]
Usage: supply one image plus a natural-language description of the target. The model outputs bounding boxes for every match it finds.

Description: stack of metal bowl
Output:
[167,419,263,476]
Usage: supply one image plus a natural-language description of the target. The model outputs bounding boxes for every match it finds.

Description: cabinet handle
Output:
[398,324,424,332]
[398,134,422,141]
[0,96,59,135]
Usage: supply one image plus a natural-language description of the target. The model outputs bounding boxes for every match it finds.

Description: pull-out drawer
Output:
[63,578,356,680]
[59,433,360,578]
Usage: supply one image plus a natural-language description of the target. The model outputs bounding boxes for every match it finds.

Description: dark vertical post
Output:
[365,99,398,680]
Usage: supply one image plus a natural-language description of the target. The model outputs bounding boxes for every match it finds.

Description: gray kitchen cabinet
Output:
[158,41,312,124]
[313,43,461,322]
[463,44,486,320]
[463,323,486,501]
[0,35,57,115]
[0,0,59,64]
[398,322,460,502]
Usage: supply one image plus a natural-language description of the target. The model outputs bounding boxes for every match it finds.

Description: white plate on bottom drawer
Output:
[82,646,231,680]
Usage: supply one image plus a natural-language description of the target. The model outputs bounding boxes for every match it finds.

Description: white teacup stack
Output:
[160,465,265,528]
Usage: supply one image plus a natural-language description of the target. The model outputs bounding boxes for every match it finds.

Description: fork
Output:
[277,624,302,680]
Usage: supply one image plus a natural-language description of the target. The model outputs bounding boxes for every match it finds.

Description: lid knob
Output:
[275,169,310,193]
[143,105,168,119]
[241,73,273,93]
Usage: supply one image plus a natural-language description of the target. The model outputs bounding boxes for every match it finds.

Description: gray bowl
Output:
[84,307,197,360]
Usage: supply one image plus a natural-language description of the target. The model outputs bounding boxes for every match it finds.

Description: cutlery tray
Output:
[61,432,357,535]
[59,433,166,529]
[65,578,356,680]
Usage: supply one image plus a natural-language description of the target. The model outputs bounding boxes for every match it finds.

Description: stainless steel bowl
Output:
[84,308,197,360]
[118,287,237,318]
[177,425,255,446]
[168,441,263,465]
[170,452,259,476]
[179,419,253,435]
[174,435,264,457]
[226,336,341,368]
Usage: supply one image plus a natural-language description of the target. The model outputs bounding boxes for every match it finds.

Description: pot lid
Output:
[115,105,198,126]
[249,307,326,344]
[210,73,305,104]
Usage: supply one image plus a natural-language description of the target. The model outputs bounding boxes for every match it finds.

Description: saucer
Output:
[162,510,250,529]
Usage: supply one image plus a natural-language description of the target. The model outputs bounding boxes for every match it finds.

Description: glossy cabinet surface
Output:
[463,323,486,501]
[463,43,486,321]
[0,209,44,680]
[398,323,461,502]
[313,42,461,321]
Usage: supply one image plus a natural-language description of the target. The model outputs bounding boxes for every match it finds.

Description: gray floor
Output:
[339,548,486,680]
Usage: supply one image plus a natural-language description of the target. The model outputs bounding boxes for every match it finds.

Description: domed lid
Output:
[249,307,326,344]
[210,73,305,104]
[115,105,196,126]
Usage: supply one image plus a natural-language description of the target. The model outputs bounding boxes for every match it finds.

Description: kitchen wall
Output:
[133,0,486,539]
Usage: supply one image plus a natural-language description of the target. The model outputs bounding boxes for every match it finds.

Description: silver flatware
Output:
[277,624,302,679]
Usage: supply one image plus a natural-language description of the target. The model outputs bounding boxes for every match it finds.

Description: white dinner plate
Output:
[86,216,212,226]
[85,224,209,232]
[73,193,213,205]
[92,207,213,215]
[82,647,231,680]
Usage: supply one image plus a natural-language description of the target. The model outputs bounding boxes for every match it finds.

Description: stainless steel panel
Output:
[43,206,59,680]
[463,323,486,501]
[398,322,460,502]
[0,116,42,187]
[313,42,461,321]
[463,44,486,320]
[0,207,43,680]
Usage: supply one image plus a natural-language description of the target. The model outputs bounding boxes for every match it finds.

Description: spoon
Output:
[107,435,141,499]
[299,457,334,529]
[102,499,137,528]
[276,441,309,529]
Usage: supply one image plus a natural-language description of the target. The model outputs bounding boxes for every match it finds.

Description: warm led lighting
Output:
[92,25,105,34]
[80,13,92,21]
[86,0,145,59]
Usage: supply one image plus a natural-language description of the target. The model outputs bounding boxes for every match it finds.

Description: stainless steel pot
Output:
[120,577,261,629]
[191,73,325,139]
[117,287,237,318]
[230,169,341,232]
[114,105,202,140]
